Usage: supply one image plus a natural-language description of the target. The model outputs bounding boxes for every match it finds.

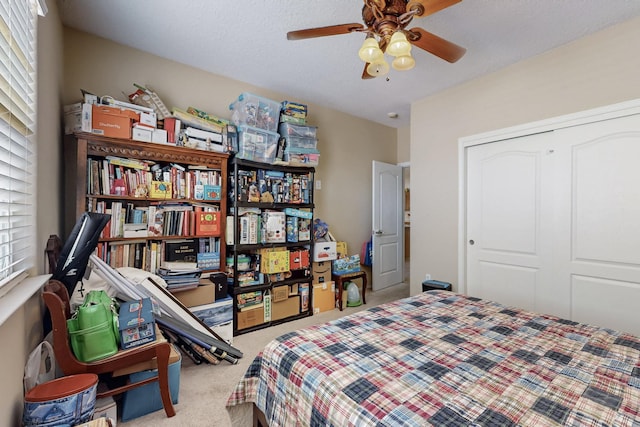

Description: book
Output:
[164,239,198,262]
[197,252,220,270]
[195,209,221,236]
[123,223,147,238]
[106,156,151,171]
[149,181,172,199]
[158,262,199,272]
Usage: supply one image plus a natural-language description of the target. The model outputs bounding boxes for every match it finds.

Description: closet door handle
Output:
[469,239,475,245]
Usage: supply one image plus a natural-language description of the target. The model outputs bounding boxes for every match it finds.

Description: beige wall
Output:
[410,16,640,295]
[0,2,64,425]
[62,28,397,258]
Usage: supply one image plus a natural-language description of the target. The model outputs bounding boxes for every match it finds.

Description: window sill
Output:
[0,274,51,327]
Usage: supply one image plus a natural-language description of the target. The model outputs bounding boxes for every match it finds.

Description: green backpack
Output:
[67,290,120,362]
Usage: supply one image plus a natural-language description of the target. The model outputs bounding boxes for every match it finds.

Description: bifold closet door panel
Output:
[465,131,563,317]
[554,112,640,335]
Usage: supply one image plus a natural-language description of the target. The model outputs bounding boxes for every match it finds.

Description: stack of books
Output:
[158,267,201,292]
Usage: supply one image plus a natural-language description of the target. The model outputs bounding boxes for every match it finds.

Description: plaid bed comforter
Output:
[226,291,640,426]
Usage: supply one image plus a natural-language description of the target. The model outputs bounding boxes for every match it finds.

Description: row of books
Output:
[94,237,221,273]
[226,208,312,245]
[88,200,221,238]
[229,169,312,204]
[87,156,222,200]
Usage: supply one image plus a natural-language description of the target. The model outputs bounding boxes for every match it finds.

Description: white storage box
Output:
[313,241,337,262]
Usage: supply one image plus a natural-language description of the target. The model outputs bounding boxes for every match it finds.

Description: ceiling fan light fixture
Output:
[386,31,412,57]
[358,37,383,63]
[366,58,389,77]
[392,54,415,71]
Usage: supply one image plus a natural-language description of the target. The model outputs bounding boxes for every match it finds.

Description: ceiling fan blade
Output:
[407,0,462,17]
[287,23,365,40]
[407,27,466,63]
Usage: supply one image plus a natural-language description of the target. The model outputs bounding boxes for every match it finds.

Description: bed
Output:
[226,290,640,426]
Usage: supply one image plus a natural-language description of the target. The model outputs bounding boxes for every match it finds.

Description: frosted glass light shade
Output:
[386,31,411,57]
[366,59,389,76]
[358,38,383,63]
[392,55,415,71]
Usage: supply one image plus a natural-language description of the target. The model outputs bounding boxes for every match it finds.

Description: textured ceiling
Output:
[58,0,640,128]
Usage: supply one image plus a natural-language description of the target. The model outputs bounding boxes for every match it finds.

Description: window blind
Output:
[0,0,37,282]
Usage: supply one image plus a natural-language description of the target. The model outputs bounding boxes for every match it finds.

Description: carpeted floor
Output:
[118,280,410,426]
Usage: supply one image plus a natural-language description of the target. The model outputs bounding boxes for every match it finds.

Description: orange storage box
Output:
[91,104,138,139]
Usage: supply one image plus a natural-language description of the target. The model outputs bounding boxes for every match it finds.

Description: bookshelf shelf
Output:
[228,157,315,336]
[65,132,229,275]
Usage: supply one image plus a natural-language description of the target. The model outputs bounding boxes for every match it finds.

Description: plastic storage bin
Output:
[120,348,181,421]
[284,148,320,167]
[236,125,279,164]
[278,122,317,138]
[230,92,281,132]
[282,136,318,150]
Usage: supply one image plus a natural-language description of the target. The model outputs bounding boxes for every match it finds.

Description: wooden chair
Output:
[43,279,176,418]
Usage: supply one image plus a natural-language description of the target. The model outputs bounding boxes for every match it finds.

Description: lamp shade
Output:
[366,59,389,76]
[392,55,415,71]
[386,31,412,57]
[358,37,383,63]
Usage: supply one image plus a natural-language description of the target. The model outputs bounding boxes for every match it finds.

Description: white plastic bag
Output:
[23,340,56,392]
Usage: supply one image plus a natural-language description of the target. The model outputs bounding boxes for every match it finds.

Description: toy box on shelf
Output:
[332,255,361,276]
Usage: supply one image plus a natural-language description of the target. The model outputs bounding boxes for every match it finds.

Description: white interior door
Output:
[372,161,403,291]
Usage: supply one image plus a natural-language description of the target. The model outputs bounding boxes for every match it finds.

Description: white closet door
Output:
[466,132,565,317]
[466,112,640,335]
[554,113,640,335]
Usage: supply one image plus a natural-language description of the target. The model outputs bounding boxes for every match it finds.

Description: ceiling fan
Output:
[287,0,466,79]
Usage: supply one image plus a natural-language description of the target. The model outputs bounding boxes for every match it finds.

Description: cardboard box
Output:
[313,241,337,262]
[272,296,300,321]
[91,104,138,139]
[173,282,215,307]
[272,285,289,302]
[313,281,336,314]
[312,261,332,283]
[121,347,181,421]
[237,305,265,330]
[118,298,156,349]
[289,249,310,270]
[190,296,232,328]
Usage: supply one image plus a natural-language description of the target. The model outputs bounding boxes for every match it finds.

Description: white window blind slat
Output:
[0,0,37,283]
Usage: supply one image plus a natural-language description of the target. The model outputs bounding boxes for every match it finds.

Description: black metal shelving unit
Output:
[228,157,315,336]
